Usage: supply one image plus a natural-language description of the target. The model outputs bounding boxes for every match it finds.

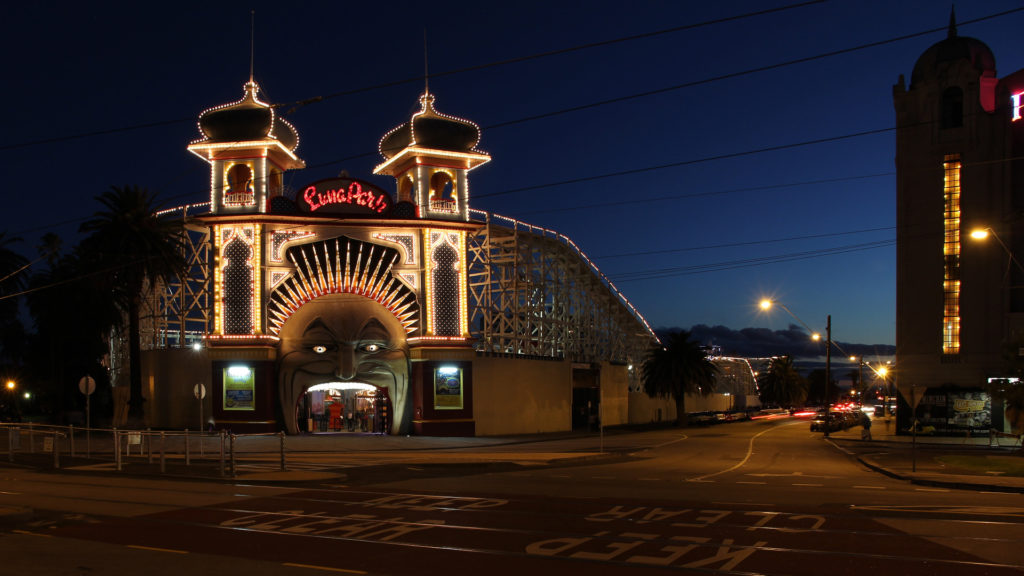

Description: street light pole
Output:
[824,315,832,438]
[759,299,834,434]
[970,227,1024,274]
[849,356,864,401]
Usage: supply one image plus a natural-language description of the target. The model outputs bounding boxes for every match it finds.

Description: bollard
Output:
[112,427,117,464]
[185,429,190,466]
[159,432,166,474]
[115,430,122,471]
[221,426,227,475]
[229,434,236,477]
[279,431,286,471]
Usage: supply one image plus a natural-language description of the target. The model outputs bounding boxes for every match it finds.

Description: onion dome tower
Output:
[188,80,305,214]
[374,90,490,221]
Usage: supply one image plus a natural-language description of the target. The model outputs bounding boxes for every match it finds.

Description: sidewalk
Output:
[825,416,1024,493]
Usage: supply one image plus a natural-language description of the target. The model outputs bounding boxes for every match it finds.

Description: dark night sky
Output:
[4,1,1024,355]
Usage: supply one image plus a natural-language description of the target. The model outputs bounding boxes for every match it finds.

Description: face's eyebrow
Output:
[358,318,391,340]
[302,318,336,338]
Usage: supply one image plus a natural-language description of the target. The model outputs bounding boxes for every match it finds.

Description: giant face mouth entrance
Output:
[296,382,392,434]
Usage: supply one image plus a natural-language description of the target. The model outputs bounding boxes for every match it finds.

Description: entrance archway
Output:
[296,383,392,434]
[276,293,411,435]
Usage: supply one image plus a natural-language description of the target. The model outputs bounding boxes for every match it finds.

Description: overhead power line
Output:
[481,7,1024,131]
[0,1,824,152]
[609,239,896,282]
[595,225,896,259]
[6,5,1021,155]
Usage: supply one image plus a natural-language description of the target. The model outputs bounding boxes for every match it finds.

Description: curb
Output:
[851,453,1024,494]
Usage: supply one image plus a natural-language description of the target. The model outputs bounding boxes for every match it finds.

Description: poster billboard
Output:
[433,366,463,410]
[223,366,255,411]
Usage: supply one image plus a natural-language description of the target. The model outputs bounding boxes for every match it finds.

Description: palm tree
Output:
[757,355,807,408]
[79,186,186,424]
[642,331,718,426]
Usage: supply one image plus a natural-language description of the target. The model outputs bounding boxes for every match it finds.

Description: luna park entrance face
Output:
[298,384,392,434]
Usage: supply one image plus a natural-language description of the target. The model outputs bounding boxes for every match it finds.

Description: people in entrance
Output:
[328,402,342,431]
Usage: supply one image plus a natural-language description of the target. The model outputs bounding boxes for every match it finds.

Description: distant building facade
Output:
[893,13,1024,435]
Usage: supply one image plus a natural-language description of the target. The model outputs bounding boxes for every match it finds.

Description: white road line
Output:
[686,421,800,482]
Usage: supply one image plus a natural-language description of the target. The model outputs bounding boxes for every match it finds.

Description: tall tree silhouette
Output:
[642,331,718,426]
[756,355,807,408]
[79,186,185,423]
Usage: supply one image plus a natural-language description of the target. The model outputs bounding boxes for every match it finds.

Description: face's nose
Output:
[336,343,357,380]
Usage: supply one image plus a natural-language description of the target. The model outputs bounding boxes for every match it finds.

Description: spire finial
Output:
[423,28,430,95]
[948,4,957,39]
[249,10,256,83]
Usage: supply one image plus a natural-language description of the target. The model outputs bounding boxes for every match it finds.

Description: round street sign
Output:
[78,375,96,396]
[194,383,206,400]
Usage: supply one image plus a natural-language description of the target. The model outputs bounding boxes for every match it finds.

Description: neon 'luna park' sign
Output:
[298,177,393,216]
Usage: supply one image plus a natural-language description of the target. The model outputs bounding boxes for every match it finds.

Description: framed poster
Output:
[223,366,255,411]
[433,366,463,410]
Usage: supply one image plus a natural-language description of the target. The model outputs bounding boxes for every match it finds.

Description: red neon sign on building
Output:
[298,177,393,216]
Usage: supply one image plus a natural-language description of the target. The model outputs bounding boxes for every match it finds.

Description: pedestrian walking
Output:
[861,413,873,440]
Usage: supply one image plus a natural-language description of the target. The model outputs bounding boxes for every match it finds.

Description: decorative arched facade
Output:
[139,82,660,436]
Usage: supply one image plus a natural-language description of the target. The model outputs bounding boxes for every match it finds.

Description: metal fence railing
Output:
[0,423,288,477]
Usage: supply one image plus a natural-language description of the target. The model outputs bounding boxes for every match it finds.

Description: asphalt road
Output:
[1,419,1022,575]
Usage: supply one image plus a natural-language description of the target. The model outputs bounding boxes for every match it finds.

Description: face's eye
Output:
[312,345,328,354]
[360,343,381,353]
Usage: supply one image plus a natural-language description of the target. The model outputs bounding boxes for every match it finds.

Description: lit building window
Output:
[943,153,961,354]
[225,163,256,207]
[429,171,457,214]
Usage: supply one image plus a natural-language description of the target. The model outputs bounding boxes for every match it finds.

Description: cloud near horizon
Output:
[656,324,895,361]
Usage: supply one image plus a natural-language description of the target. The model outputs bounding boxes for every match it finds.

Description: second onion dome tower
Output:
[374,90,490,221]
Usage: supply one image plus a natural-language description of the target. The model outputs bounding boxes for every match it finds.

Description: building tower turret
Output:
[188,80,305,214]
[374,91,489,221]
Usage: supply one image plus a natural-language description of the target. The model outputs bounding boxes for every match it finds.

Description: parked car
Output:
[809,410,844,432]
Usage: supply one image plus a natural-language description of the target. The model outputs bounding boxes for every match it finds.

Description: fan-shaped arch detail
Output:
[266,236,419,336]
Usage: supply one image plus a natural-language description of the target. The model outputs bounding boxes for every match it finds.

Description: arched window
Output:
[941,87,963,129]
[430,171,454,200]
[223,237,254,334]
[225,164,255,206]
[429,171,456,214]
[398,176,415,203]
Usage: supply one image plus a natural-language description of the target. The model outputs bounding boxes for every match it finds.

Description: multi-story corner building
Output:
[894,12,1024,435]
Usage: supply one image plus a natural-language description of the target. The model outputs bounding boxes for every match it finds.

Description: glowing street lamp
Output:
[759,299,821,341]
[759,299,833,436]
[875,365,893,419]
[5,380,14,391]
[970,227,1024,274]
